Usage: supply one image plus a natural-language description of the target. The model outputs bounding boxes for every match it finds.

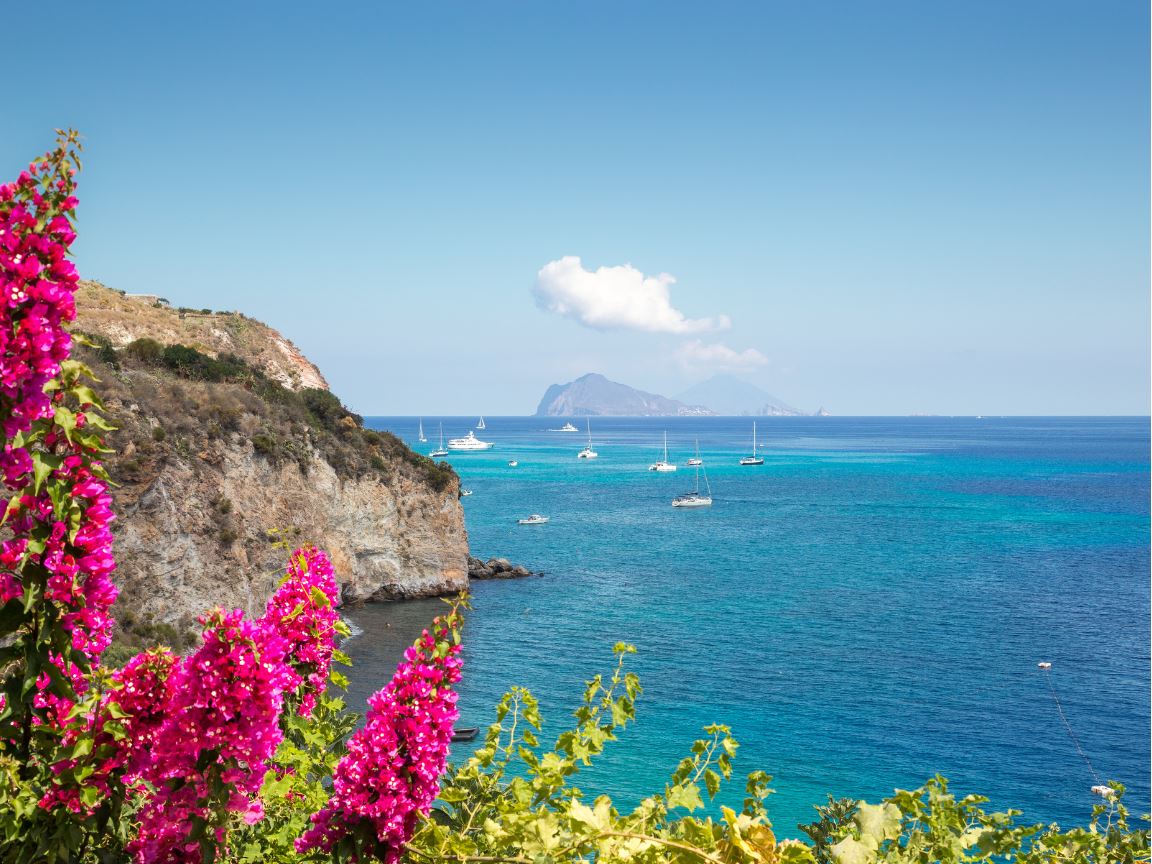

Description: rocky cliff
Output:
[73,281,469,642]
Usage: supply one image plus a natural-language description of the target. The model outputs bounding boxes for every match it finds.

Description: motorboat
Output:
[686,438,703,466]
[673,461,712,508]
[552,422,579,432]
[739,421,764,466]
[430,423,449,458]
[577,418,598,459]
[517,514,548,525]
[507,460,519,467]
[418,418,427,443]
[448,430,494,451]
[451,726,480,742]
[460,489,473,497]
[648,431,677,472]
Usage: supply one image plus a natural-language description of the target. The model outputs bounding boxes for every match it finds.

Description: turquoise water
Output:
[349,416,1150,835]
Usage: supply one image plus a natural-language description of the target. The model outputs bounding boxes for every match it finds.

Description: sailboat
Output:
[477,416,486,430]
[418,418,427,443]
[673,461,712,508]
[648,432,677,472]
[739,421,764,466]
[577,418,598,459]
[430,423,449,458]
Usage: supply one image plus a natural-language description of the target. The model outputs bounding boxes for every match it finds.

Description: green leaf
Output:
[832,835,878,864]
[855,801,902,842]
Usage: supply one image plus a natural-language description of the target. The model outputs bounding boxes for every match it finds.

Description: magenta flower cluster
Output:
[297,616,464,861]
[260,544,341,716]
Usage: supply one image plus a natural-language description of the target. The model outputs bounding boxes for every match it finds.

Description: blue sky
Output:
[3,1,1147,415]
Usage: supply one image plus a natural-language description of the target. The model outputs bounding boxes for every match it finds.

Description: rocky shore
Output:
[468,556,542,580]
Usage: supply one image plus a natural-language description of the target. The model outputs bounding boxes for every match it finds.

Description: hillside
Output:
[72,281,469,650]
[534,373,713,416]
[676,373,806,416]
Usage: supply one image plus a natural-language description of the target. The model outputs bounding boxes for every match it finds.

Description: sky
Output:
[2,1,1148,415]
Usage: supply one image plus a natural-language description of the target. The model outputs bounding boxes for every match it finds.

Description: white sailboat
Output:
[477,416,486,430]
[418,418,427,443]
[430,423,448,458]
[686,438,703,466]
[577,418,598,459]
[648,431,677,472]
[673,461,712,508]
[739,421,764,466]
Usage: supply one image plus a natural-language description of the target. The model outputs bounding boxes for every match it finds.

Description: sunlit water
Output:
[346,416,1150,835]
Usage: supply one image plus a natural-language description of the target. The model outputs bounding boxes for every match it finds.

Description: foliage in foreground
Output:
[1,133,1146,863]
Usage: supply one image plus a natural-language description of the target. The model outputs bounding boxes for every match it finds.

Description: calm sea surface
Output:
[349,416,1150,835]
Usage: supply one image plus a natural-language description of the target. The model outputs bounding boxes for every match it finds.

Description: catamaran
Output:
[577,418,598,459]
[686,438,703,466]
[448,430,494,451]
[648,431,677,472]
[476,416,486,430]
[430,423,448,458]
[418,418,427,443]
[739,421,764,466]
[673,461,713,508]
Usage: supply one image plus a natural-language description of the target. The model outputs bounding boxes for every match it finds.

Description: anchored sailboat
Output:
[649,431,677,472]
[476,416,486,430]
[673,460,712,508]
[418,418,427,443]
[430,423,448,458]
[739,421,764,465]
[686,438,703,466]
[577,418,598,459]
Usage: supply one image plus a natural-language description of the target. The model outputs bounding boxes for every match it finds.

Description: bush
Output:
[125,336,163,362]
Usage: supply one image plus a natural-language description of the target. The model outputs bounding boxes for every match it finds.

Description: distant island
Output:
[534,372,826,417]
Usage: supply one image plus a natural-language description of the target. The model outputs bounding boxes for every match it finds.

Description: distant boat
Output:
[451,726,479,742]
[551,422,579,432]
[507,460,519,467]
[649,431,677,472]
[517,514,548,525]
[448,430,494,451]
[477,416,486,430]
[686,438,703,466]
[577,418,598,459]
[460,489,473,497]
[673,461,712,508]
[418,418,427,443]
[430,424,448,458]
[739,421,764,466]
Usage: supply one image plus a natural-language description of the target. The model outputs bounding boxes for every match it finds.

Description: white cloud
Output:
[533,256,729,334]
[676,340,769,373]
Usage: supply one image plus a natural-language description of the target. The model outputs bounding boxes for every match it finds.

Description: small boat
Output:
[739,421,764,466]
[451,726,480,742]
[517,514,548,525]
[477,416,486,430]
[430,423,449,458]
[577,418,598,459]
[418,418,427,443]
[648,431,677,472]
[553,422,579,432]
[686,438,703,466]
[448,430,494,451]
[460,489,473,497]
[673,458,712,508]
[507,460,519,467]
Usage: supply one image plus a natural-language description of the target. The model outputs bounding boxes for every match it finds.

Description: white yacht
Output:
[476,416,486,430]
[686,438,703,466]
[739,421,764,466]
[430,424,449,458]
[418,418,427,443]
[648,431,677,472]
[577,418,598,459]
[673,462,712,508]
[448,430,494,451]
[517,514,549,525]
[552,422,579,432]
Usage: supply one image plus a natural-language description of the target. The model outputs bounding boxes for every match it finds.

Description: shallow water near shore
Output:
[346,416,1150,835]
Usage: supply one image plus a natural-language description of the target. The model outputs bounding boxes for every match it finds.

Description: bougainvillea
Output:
[296,604,464,861]
[261,545,342,716]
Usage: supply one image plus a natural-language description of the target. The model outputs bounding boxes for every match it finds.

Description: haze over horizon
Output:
[2,1,1147,416]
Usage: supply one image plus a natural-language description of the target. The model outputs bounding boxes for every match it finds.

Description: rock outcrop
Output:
[73,281,469,633]
[468,556,539,580]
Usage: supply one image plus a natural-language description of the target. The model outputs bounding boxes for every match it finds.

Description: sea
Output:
[348,416,1150,836]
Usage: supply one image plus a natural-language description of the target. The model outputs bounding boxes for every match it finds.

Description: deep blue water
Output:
[349,416,1150,835]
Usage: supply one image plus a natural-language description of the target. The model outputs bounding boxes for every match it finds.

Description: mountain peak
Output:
[534,373,713,417]
[676,374,806,416]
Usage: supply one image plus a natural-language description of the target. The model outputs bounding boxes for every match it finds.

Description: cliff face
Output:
[73,282,468,632]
